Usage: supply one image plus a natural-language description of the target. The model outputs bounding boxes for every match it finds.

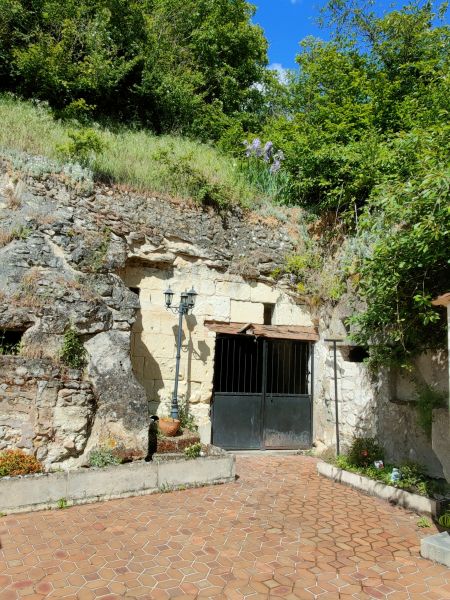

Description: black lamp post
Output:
[164,286,197,419]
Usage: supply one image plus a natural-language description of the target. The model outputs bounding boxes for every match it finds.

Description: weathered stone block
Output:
[140,378,154,397]
[216,281,250,301]
[67,462,158,501]
[185,359,213,383]
[53,406,90,434]
[194,278,216,295]
[432,408,450,483]
[157,455,235,488]
[85,330,148,459]
[0,472,67,511]
[118,267,144,288]
[139,274,169,292]
[132,356,145,377]
[134,333,176,359]
[194,296,230,320]
[272,302,312,326]
[230,300,264,324]
[137,292,153,310]
[250,282,280,304]
[144,357,179,381]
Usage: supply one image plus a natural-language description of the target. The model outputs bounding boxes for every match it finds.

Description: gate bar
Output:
[260,338,268,449]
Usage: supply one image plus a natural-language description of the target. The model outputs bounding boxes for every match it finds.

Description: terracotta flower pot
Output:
[158,418,180,437]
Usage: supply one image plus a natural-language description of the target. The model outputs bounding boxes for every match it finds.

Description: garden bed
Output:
[0,446,235,514]
[317,461,445,516]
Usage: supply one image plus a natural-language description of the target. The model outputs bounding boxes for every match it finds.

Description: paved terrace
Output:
[0,456,449,600]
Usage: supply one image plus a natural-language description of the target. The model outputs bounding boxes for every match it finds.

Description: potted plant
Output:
[158,417,180,437]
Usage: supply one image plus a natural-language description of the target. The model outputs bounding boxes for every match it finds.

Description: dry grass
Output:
[0,95,259,208]
[0,175,25,210]
[20,342,60,361]
[0,229,14,247]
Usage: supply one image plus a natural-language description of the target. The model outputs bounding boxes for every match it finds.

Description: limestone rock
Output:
[84,330,148,458]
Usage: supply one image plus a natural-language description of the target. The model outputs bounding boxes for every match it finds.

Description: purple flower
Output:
[263,141,273,162]
[242,140,251,157]
[250,138,263,157]
[270,159,281,174]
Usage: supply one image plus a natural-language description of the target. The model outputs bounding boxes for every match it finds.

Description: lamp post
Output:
[164,286,197,420]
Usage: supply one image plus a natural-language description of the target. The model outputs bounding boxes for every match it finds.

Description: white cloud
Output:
[268,63,289,84]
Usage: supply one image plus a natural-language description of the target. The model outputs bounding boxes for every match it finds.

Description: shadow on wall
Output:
[179,314,211,414]
[127,277,212,416]
[119,265,172,413]
[376,354,448,478]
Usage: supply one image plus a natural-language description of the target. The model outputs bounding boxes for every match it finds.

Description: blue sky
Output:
[252,1,448,72]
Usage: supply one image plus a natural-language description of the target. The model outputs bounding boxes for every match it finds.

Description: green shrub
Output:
[417,516,431,528]
[347,437,384,468]
[398,462,426,488]
[89,448,121,468]
[57,128,106,167]
[0,449,43,477]
[150,147,234,209]
[60,327,86,369]
[58,99,96,123]
[178,405,198,432]
[184,442,202,460]
[57,497,68,509]
[332,452,449,498]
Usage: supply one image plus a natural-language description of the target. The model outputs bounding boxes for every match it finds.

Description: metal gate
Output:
[211,334,313,450]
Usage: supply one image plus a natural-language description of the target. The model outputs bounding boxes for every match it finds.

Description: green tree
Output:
[137,0,268,137]
[261,1,449,212]
[1,0,146,110]
[0,0,268,137]
[351,125,450,367]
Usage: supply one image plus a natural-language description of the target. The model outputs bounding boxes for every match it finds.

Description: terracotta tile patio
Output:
[0,456,449,599]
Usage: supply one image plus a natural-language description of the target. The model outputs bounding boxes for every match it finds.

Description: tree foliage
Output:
[254,1,450,367]
[0,0,268,137]
[351,126,450,366]
[259,1,450,213]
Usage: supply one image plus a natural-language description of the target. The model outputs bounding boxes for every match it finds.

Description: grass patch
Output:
[0,95,258,209]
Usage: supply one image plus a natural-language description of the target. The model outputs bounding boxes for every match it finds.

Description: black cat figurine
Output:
[145,415,159,462]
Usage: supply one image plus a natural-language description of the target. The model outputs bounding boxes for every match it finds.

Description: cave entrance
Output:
[207,323,317,450]
[0,329,24,355]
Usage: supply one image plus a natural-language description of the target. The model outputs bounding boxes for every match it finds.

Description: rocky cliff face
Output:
[0,152,296,466]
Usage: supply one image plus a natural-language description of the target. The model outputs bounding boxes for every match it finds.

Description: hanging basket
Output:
[158,418,180,437]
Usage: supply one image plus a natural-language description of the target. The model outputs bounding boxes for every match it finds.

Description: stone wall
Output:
[121,262,313,442]
[0,357,95,468]
[313,333,448,477]
[313,340,378,450]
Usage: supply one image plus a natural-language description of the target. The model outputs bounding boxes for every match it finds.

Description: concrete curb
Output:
[0,453,236,514]
[421,532,450,568]
[317,460,437,516]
